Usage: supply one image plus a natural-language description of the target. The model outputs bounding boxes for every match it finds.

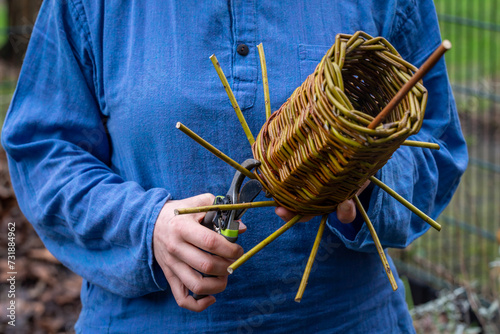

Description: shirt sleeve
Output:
[1,0,169,298]
[327,0,468,251]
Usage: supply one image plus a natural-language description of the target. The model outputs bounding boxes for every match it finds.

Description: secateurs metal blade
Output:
[201,158,262,242]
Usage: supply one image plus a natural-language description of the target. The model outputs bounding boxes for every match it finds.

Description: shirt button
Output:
[237,44,249,56]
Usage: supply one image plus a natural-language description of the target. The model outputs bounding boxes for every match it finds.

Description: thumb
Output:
[174,193,215,222]
[188,193,216,207]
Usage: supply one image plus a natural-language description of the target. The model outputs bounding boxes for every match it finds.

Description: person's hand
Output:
[153,193,245,312]
[275,181,371,223]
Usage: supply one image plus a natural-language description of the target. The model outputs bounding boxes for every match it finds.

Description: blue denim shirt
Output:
[2,0,467,332]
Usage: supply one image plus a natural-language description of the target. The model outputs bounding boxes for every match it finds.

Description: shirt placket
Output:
[231,0,257,111]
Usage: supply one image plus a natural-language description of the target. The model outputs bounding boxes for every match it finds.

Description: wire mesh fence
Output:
[390,0,500,331]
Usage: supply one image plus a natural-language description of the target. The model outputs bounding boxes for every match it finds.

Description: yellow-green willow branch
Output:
[257,43,272,120]
[295,215,327,302]
[354,195,398,291]
[175,201,277,215]
[228,214,303,273]
[369,176,441,231]
[210,54,255,145]
[176,122,256,180]
[402,140,440,150]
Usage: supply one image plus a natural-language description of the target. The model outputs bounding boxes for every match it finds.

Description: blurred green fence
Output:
[391,0,500,330]
[0,0,38,123]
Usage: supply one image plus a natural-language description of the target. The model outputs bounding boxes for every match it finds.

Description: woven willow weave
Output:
[252,31,428,215]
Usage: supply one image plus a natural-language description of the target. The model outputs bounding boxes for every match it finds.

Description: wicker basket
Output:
[252,31,428,216]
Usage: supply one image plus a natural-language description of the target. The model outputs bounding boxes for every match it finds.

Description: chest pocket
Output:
[298,44,331,82]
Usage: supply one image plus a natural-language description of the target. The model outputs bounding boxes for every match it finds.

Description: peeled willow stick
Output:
[176,122,256,180]
[228,214,303,273]
[368,40,452,129]
[175,201,277,215]
[369,176,441,231]
[295,215,327,302]
[257,43,272,120]
[402,140,440,150]
[354,196,398,291]
[210,54,255,145]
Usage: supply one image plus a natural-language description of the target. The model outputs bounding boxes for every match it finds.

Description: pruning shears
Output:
[193,158,262,299]
[201,158,262,242]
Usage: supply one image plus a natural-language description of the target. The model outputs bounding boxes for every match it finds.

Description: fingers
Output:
[337,180,371,224]
[274,180,371,225]
[162,265,216,312]
[337,199,356,224]
[168,240,235,276]
[166,257,229,296]
[275,207,314,223]
[274,198,360,225]
[154,193,246,312]
[181,220,244,259]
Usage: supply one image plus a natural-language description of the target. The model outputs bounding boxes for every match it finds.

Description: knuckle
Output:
[202,232,217,250]
[230,246,243,259]
[190,281,203,295]
[165,242,178,256]
[176,298,188,309]
[163,269,175,281]
[171,219,183,234]
[213,278,228,294]
[199,260,213,274]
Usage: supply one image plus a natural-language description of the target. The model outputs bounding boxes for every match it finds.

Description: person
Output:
[2,0,467,332]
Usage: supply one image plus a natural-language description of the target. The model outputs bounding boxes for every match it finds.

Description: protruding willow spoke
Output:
[295,214,327,302]
[176,122,256,180]
[354,196,398,291]
[257,43,272,120]
[368,40,452,129]
[368,176,441,231]
[402,140,440,150]
[175,201,277,215]
[228,214,303,274]
[210,54,255,145]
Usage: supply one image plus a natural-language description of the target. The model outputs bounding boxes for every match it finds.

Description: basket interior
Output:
[342,50,407,123]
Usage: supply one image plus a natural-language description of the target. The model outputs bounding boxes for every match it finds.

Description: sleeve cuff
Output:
[146,193,171,291]
[327,170,383,252]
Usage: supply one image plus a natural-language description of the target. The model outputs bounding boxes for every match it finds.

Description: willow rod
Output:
[175,201,277,215]
[257,43,272,120]
[228,214,303,273]
[368,40,452,129]
[210,54,255,145]
[354,196,398,291]
[369,176,441,231]
[402,140,440,150]
[176,122,256,180]
[295,215,327,302]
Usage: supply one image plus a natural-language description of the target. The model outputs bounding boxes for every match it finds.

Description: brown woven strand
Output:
[252,31,427,216]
